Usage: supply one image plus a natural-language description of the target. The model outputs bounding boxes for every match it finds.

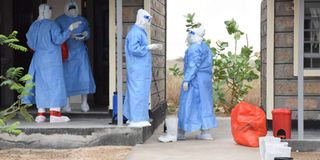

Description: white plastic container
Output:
[265,145,291,160]
[259,136,281,160]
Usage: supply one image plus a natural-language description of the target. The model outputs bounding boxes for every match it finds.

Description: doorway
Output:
[0,0,112,112]
[84,0,110,108]
[0,0,46,108]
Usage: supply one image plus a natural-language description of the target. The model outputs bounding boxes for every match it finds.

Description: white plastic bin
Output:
[259,136,281,160]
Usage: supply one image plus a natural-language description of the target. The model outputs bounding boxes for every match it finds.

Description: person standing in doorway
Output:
[124,9,163,127]
[23,4,81,123]
[55,0,96,113]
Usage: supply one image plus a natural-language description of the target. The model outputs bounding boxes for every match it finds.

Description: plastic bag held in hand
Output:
[68,21,82,31]
[231,101,267,147]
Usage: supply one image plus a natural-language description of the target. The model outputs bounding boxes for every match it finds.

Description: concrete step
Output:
[29,110,112,119]
[286,139,320,152]
[0,118,154,149]
[270,130,320,152]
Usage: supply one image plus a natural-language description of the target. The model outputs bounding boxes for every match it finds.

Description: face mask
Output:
[47,8,52,19]
[69,9,78,17]
[186,30,202,45]
[186,31,196,45]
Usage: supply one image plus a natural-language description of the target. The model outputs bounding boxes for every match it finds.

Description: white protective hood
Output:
[64,0,79,17]
[135,9,152,29]
[187,27,205,45]
[38,4,52,20]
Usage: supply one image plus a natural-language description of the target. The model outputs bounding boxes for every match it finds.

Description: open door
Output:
[82,0,110,111]
[0,0,45,108]
[13,0,46,72]
[84,0,110,109]
[0,0,110,112]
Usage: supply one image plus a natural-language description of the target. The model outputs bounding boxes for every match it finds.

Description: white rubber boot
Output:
[195,129,213,140]
[158,116,178,143]
[49,108,70,123]
[81,94,90,112]
[128,121,151,127]
[63,97,72,112]
[35,108,46,123]
[35,115,46,123]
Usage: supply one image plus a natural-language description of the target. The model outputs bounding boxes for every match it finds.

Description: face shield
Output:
[143,15,152,23]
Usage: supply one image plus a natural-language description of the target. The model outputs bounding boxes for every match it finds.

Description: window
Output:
[294,0,320,76]
[304,1,320,69]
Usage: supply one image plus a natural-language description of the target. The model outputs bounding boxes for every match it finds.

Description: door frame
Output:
[108,0,116,110]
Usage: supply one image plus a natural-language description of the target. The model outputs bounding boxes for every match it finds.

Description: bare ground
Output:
[292,152,320,160]
[0,146,132,160]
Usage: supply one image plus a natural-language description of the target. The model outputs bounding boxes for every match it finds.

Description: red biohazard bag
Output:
[61,42,68,62]
[231,101,267,147]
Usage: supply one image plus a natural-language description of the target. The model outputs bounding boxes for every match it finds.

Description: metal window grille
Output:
[304,1,320,68]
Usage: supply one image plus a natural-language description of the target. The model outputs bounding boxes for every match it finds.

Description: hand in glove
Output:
[68,21,82,31]
[72,31,89,40]
[183,82,189,91]
[147,44,163,51]
[81,31,88,38]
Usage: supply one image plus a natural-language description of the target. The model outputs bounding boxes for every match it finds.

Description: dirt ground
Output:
[292,152,320,160]
[0,146,132,160]
[0,147,319,160]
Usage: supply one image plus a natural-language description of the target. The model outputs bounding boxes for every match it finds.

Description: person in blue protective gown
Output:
[55,0,96,113]
[22,4,81,123]
[177,27,217,140]
[123,9,163,127]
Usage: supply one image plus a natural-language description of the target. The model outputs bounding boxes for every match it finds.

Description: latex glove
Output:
[81,31,89,38]
[183,82,188,91]
[71,31,88,40]
[147,44,163,51]
[68,21,82,31]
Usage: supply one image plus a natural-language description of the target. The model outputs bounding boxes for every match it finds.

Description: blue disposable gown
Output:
[22,19,71,108]
[123,25,152,121]
[55,15,96,96]
[178,41,217,132]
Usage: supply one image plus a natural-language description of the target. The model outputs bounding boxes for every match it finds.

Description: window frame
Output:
[294,0,320,76]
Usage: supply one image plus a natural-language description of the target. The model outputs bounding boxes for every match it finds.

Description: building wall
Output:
[262,0,320,120]
[261,0,267,112]
[150,0,166,112]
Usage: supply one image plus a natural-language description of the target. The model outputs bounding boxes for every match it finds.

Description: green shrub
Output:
[169,14,261,113]
[0,31,33,135]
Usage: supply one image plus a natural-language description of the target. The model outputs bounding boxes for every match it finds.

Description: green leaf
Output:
[3,112,16,122]
[19,74,32,82]
[234,31,242,40]
[240,46,253,57]
[0,80,14,87]
[1,122,22,135]
[255,59,261,71]
[19,107,33,122]
[0,119,5,126]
